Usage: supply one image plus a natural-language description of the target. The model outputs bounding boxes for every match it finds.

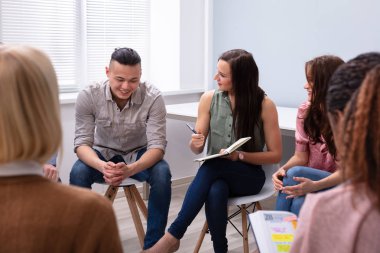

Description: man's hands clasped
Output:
[102,161,134,186]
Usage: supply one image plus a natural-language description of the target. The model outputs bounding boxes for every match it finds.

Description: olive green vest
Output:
[207,90,265,155]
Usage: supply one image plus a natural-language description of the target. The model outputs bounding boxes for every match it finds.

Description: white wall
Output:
[212,0,380,107]
[179,0,206,90]
[58,103,77,184]
[150,0,207,92]
[150,0,180,91]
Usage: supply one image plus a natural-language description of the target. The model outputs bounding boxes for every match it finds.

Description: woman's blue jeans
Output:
[275,166,332,215]
[168,158,265,253]
[69,149,172,250]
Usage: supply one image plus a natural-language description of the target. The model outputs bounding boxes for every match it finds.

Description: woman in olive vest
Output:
[146,49,282,253]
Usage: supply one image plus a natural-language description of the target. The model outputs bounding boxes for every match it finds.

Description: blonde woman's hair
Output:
[0,45,62,164]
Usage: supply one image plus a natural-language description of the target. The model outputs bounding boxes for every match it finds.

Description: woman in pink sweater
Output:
[291,52,380,253]
[273,55,344,215]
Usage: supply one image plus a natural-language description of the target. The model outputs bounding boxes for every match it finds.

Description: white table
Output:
[166,102,297,137]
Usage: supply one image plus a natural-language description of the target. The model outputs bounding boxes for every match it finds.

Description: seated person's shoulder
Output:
[85,80,107,91]
[78,80,107,98]
[298,101,309,110]
[261,96,277,115]
[198,90,215,112]
[200,90,215,104]
[202,90,215,99]
[297,101,310,117]
[262,96,276,107]
[141,81,162,97]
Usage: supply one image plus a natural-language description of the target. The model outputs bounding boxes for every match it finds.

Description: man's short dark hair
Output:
[110,47,141,66]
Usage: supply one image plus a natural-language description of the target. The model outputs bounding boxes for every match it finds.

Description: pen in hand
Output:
[186,123,197,134]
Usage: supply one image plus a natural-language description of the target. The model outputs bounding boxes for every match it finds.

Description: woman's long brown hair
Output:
[219,49,265,152]
[303,55,344,158]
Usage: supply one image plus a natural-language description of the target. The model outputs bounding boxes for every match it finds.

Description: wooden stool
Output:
[104,178,148,250]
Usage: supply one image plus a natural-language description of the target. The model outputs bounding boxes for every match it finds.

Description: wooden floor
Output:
[112,183,276,253]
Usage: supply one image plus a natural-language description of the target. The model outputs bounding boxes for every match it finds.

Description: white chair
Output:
[103,178,148,250]
[193,163,280,253]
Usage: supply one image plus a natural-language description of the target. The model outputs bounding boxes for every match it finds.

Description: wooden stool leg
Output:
[241,204,249,253]
[124,186,146,250]
[193,221,208,253]
[142,182,150,200]
[104,186,118,203]
[130,185,148,220]
[256,201,263,211]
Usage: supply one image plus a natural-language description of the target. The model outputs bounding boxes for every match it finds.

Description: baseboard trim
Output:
[172,175,195,187]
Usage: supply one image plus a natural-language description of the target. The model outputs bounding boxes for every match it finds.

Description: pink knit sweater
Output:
[295,102,337,172]
[291,183,380,253]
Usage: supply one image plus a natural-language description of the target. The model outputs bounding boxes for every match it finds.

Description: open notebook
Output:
[194,137,251,162]
[249,210,297,253]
